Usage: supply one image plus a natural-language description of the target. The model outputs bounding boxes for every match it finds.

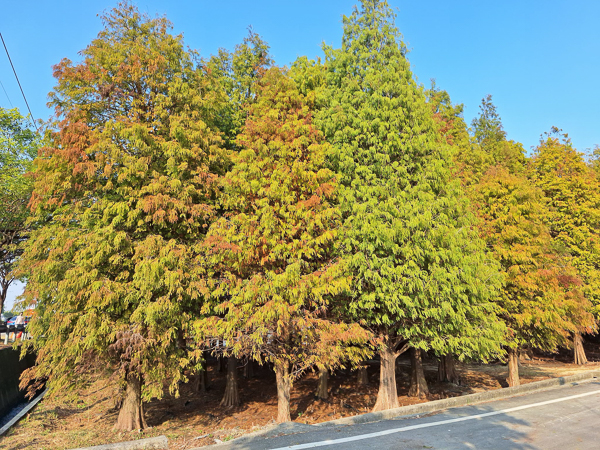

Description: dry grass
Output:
[2,348,599,450]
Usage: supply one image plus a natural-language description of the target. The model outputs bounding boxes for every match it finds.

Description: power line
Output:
[0,78,13,107]
[0,32,37,130]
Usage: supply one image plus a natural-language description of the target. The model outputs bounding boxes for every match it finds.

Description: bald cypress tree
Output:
[17,4,224,431]
[316,0,506,411]
[197,67,370,423]
[530,129,600,363]
[472,166,594,385]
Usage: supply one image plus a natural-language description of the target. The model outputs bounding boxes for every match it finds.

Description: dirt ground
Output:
[2,344,600,450]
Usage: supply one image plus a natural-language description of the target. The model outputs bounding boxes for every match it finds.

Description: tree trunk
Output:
[357,366,369,385]
[0,281,7,316]
[194,361,208,394]
[177,329,186,350]
[221,356,240,407]
[573,332,588,365]
[408,348,429,398]
[519,348,532,362]
[315,367,328,400]
[113,387,123,412]
[113,372,147,431]
[373,343,399,412]
[438,354,460,385]
[275,360,292,423]
[507,347,520,387]
[243,357,254,379]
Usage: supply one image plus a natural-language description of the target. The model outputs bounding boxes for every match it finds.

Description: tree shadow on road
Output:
[216,404,538,450]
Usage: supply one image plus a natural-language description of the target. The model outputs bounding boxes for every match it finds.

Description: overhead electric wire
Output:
[0,32,37,130]
[0,78,12,107]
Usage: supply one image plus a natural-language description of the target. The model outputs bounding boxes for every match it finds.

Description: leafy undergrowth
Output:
[2,348,599,450]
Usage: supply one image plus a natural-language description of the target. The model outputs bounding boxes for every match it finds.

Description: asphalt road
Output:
[208,380,600,450]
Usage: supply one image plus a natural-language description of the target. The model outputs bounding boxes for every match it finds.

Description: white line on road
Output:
[271,388,600,449]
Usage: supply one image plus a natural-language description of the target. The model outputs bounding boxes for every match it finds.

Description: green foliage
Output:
[290,56,327,98]
[470,95,526,175]
[17,3,223,401]
[472,166,595,350]
[0,108,38,189]
[425,81,468,151]
[206,29,273,151]
[530,128,600,318]
[471,94,506,145]
[424,82,490,187]
[0,107,40,313]
[11,0,600,417]
[312,0,506,359]
[196,67,370,378]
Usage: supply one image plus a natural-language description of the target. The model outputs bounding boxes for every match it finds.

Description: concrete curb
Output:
[0,388,47,436]
[316,369,600,427]
[69,436,168,450]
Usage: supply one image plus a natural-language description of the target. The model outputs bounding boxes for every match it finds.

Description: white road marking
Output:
[271,388,600,449]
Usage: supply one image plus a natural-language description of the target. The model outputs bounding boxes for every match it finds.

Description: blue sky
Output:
[2,1,599,309]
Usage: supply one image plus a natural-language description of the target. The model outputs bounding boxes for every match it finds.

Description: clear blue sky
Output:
[2,1,599,308]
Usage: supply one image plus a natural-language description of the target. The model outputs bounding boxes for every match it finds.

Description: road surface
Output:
[207,380,600,449]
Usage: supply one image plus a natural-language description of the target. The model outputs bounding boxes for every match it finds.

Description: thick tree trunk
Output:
[408,348,429,398]
[507,347,520,387]
[221,356,240,407]
[243,357,255,379]
[113,373,147,431]
[573,332,588,365]
[315,367,328,400]
[373,343,399,412]
[275,360,292,422]
[357,366,369,385]
[438,354,460,385]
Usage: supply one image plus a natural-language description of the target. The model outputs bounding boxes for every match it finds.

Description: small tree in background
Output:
[0,107,39,314]
[17,3,225,431]
[471,95,526,176]
[206,29,273,151]
[425,84,491,188]
[197,67,370,423]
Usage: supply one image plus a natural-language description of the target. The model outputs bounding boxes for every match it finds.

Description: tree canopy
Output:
[18,3,225,431]
[530,129,600,317]
[11,0,600,428]
[473,167,594,349]
[205,29,273,151]
[196,67,370,422]
[310,0,506,411]
[0,107,40,314]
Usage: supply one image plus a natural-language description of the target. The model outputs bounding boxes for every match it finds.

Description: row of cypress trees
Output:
[16,0,599,430]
